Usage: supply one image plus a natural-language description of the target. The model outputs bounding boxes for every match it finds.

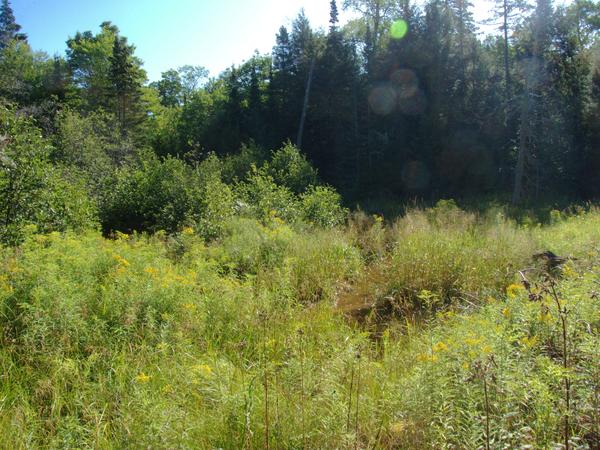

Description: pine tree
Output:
[329,0,339,32]
[109,35,144,133]
[488,0,530,89]
[311,0,359,186]
[0,0,26,50]
[273,26,293,73]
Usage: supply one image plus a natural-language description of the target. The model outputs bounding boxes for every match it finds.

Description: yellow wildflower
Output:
[432,341,449,353]
[194,364,213,378]
[115,231,129,241]
[112,254,130,267]
[135,372,151,384]
[562,264,577,279]
[465,336,482,347]
[481,345,493,355]
[416,353,438,363]
[506,283,525,299]
[520,335,539,349]
[182,227,195,235]
[144,267,158,277]
[389,421,407,435]
[502,307,511,318]
[539,311,553,324]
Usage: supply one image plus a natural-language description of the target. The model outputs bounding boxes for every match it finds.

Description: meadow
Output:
[0,203,598,449]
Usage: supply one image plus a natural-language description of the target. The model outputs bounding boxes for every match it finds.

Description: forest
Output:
[1,0,600,448]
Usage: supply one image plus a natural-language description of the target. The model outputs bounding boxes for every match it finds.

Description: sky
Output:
[13,0,500,82]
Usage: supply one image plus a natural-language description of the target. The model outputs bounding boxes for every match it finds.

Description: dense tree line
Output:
[1,0,599,240]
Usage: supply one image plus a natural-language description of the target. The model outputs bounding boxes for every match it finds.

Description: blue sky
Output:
[13,0,500,82]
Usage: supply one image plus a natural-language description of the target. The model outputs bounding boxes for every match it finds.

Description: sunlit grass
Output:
[0,206,598,448]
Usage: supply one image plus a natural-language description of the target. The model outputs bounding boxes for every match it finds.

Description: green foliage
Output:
[0,0,25,50]
[0,106,97,244]
[0,41,50,103]
[300,185,347,227]
[263,142,317,194]
[33,167,99,234]
[100,151,234,239]
[54,109,133,170]
[109,35,146,132]
[189,155,235,240]
[152,68,183,107]
[66,22,119,110]
[236,169,301,223]
[101,152,193,234]
[221,141,267,183]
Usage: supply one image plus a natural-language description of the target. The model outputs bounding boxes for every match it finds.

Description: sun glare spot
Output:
[368,83,397,116]
[390,20,408,40]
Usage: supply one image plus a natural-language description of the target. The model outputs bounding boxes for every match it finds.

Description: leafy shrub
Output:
[189,154,235,239]
[221,141,267,183]
[33,167,98,233]
[101,152,193,234]
[263,142,317,194]
[54,110,134,171]
[100,152,234,239]
[236,169,301,223]
[300,185,347,228]
[0,106,98,244]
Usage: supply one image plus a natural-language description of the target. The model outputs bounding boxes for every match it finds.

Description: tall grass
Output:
[0,206,598,448]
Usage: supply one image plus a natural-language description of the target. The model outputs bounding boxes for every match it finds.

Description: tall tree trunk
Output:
[297,57,316,149]
[513,90,531,204]
[513,1,547,204]
[503,0,511,89]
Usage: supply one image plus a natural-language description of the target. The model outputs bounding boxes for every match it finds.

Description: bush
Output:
[54,110,134,171]
[189,154,235,240]
[221,141,267,183]
[100,152,234,239]
[300,185,348,228]
[263,142,317,194]
[101,153,193,234]
[0,106,98,245]
[236,169,301,223]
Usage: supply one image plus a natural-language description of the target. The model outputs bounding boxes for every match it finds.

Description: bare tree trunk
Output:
[503,0,511,89]
[296,57,316,149]
[513,91,531,204]
[373,1,381,49]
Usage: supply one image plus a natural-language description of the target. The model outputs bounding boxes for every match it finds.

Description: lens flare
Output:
[390,69,426,116]
[390,20,408,40]
[368,83,397,116]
